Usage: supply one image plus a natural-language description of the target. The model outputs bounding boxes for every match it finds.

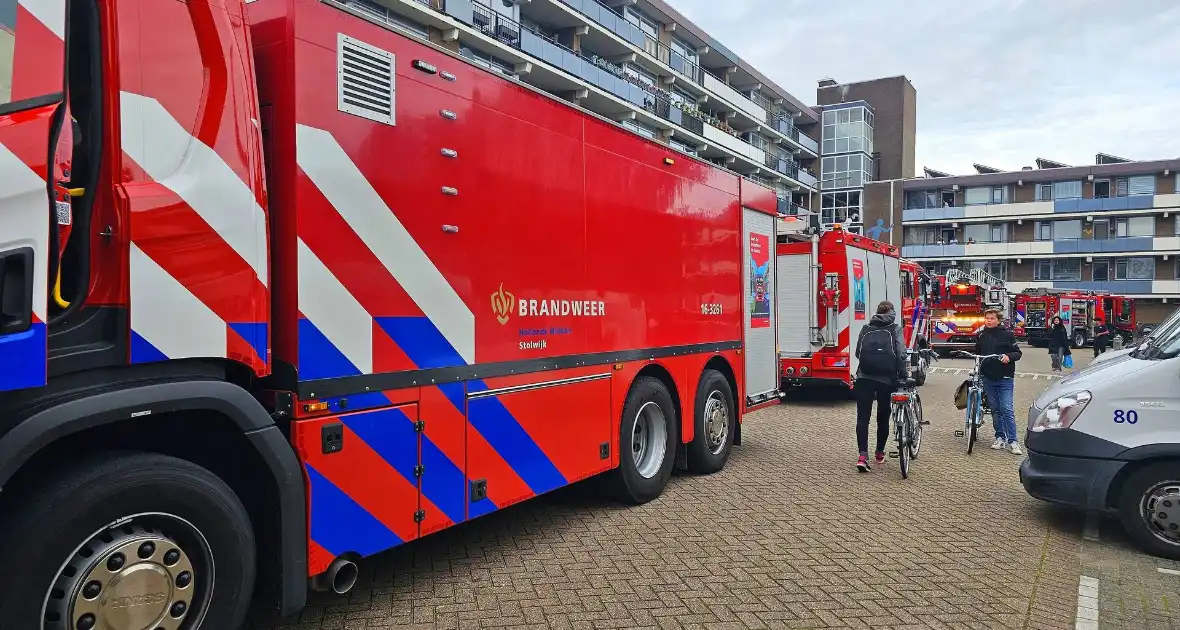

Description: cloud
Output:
[668,0,1180,174]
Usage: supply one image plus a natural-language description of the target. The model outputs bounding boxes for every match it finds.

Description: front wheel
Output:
[604,377,679,504]
[1117,463,1180,560]
[965,390,980,454]
[0,452,257,630]
[909,393,924,459]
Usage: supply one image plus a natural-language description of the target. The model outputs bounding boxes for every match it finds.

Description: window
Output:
[901,271,914,299]
[1035,221,1053,240]
[1114,257,1154,280]
[670,37,697,64]
[669,138,696,156]
[747,132,770,152]
[905,190,938,209]
[970,260,1007,281]
[821,153,873,190]
[1093,179,1111,198]
[1093,260,1109,281]
[821,105,873,156]
[820,190,862,225]
[1114,216,1155,237]
[1052,181,1082,199]
[991,224,1006,242]
[1175,215,1180,235]
[991,186,1006,204]
[964,187,991,206]
[1125,175,1156,196]
[963,223,990,243]
[624,63,656,87]
[1034,260,1052,280]
[1050,219,1082,240]
[1034,259,1081,281]
[624,7,659,37]
[1038,184,1053,201]
[460,45,515,76]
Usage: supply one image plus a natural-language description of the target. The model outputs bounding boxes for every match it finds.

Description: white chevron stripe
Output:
[119,91,269,287]
[297,239,373,374]
[295,123,475,365]
[18,0,65,39]
[0,142,48,322]
[130,244,226,359]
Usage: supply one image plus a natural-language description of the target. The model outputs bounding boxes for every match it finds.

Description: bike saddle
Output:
[902,378,917,388]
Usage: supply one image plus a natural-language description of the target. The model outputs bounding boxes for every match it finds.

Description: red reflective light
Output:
[891,394,910,403]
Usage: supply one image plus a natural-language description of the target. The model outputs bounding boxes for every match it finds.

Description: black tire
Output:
[686,369,736,474]
[0,451,256,630]
[966,394,978,455]
[913,362,927,387]
[894,406,909,479]
[909,394,924,459]
[1073,330,1086,349]
[1117,462,1180,561]
[605,377,679,504]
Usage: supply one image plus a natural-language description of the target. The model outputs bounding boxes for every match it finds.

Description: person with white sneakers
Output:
[974,308,1023,455]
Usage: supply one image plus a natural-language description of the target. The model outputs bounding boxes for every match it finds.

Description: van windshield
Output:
[1139,310,1180,360]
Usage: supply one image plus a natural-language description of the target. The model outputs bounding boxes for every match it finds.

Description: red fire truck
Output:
[776,227,931,389]
[1014,288,1137,348]
[0,0,789,625]
[926,267,1009,354]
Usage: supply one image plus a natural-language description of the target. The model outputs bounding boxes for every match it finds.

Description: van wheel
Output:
[687,369,736,474]
[0,452,256,630]
[1118,463,1180,561]
[605,377,678,504]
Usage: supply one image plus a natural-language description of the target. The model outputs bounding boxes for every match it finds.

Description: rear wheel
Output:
[686,369,736,474]
[894,406,910,479]
[1118,463,1180,560]
[0,452,256,630]
[605,377,679,504]
[1073,330,1086,349]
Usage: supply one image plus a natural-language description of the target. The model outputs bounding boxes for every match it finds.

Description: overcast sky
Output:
[670,0,1180,176]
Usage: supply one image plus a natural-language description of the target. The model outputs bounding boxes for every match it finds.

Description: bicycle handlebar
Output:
[951,351,1006,361]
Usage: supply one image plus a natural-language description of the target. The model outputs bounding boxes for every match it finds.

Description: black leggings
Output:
[854,378,893,455]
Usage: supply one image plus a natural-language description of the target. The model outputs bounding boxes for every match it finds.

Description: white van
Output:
[1020,322,1180,560]
[1091,306,1180,366]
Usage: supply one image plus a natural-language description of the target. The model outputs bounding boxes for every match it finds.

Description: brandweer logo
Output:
[489,283,606,326]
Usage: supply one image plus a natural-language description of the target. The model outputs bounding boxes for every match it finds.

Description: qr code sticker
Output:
[56,200,72,226]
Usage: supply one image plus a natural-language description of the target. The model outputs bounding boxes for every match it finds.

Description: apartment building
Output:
[864,156,1180,322]
[813,76,917,235]
[331,0,820,212]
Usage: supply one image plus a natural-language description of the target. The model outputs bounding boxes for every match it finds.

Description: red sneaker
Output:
[874,451,886,465]
[856,455,871,472]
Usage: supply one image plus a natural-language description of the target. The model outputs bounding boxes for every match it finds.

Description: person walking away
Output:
[1093,317,1111,358]
[852,300,908,472]
[976,308,1023,454]
[1047,315,1069,372]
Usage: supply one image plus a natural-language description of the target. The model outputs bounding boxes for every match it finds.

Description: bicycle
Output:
[890,349,933,479]
[950,351,1005,454]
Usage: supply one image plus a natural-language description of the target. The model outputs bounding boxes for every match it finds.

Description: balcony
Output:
[1051,236,1155,255]
[703,124,764,164]
[1053,195,1154,213]
[795,169,818,188]
[470,2,522,47]
[902,241,1060,259]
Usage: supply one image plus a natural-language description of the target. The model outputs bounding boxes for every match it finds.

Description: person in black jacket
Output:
[1092,318,1111,357]
[852,301,908,472]
[974,308,1023,454]
[1047,315,1069,372]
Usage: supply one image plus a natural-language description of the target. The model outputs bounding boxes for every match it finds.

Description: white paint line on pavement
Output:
[1158,567,1180,576]
[1083,513,1100,541]
[1076,575,1099,630]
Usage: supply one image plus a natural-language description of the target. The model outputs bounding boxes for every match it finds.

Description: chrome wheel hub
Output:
[703,391,729,455]
[631,401,668,479]
[1143,482,1180,545]
[44,517,211,630]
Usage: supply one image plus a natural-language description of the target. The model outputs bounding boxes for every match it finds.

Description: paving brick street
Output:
[253,347,1180,629]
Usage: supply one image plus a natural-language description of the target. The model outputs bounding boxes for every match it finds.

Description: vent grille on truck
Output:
[337,33,396,125]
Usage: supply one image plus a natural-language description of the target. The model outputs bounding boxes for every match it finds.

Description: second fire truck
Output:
[1014,288,1137,348]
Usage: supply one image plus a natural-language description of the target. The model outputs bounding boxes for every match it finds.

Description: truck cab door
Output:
[0,0,67,392]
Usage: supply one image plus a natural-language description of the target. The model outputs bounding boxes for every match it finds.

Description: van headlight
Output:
[1029,391,1092,433]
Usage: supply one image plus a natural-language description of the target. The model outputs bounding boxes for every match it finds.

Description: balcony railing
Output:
[471,3,522,48]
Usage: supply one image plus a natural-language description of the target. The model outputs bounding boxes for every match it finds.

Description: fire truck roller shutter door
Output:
[776,253,812,356]
[743,208,777,398]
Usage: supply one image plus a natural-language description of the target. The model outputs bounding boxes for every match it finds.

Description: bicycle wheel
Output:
[909,392,924,459]
[894,405,910,479]
[966,390,979,454]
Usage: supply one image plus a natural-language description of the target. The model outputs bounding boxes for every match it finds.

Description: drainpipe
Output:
[889,179,896,246]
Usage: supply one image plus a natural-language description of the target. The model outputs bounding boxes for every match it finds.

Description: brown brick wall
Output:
[1013,220,1035,242]
[1012,182,1037,202]
[1160,173,1178,194]
[1137,300,1177,325]
[1156,257,1176,280]
[1157,214,1176,236]
[862,181,902,245]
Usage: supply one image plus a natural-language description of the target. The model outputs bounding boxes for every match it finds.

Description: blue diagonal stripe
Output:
[305,463,402,557]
